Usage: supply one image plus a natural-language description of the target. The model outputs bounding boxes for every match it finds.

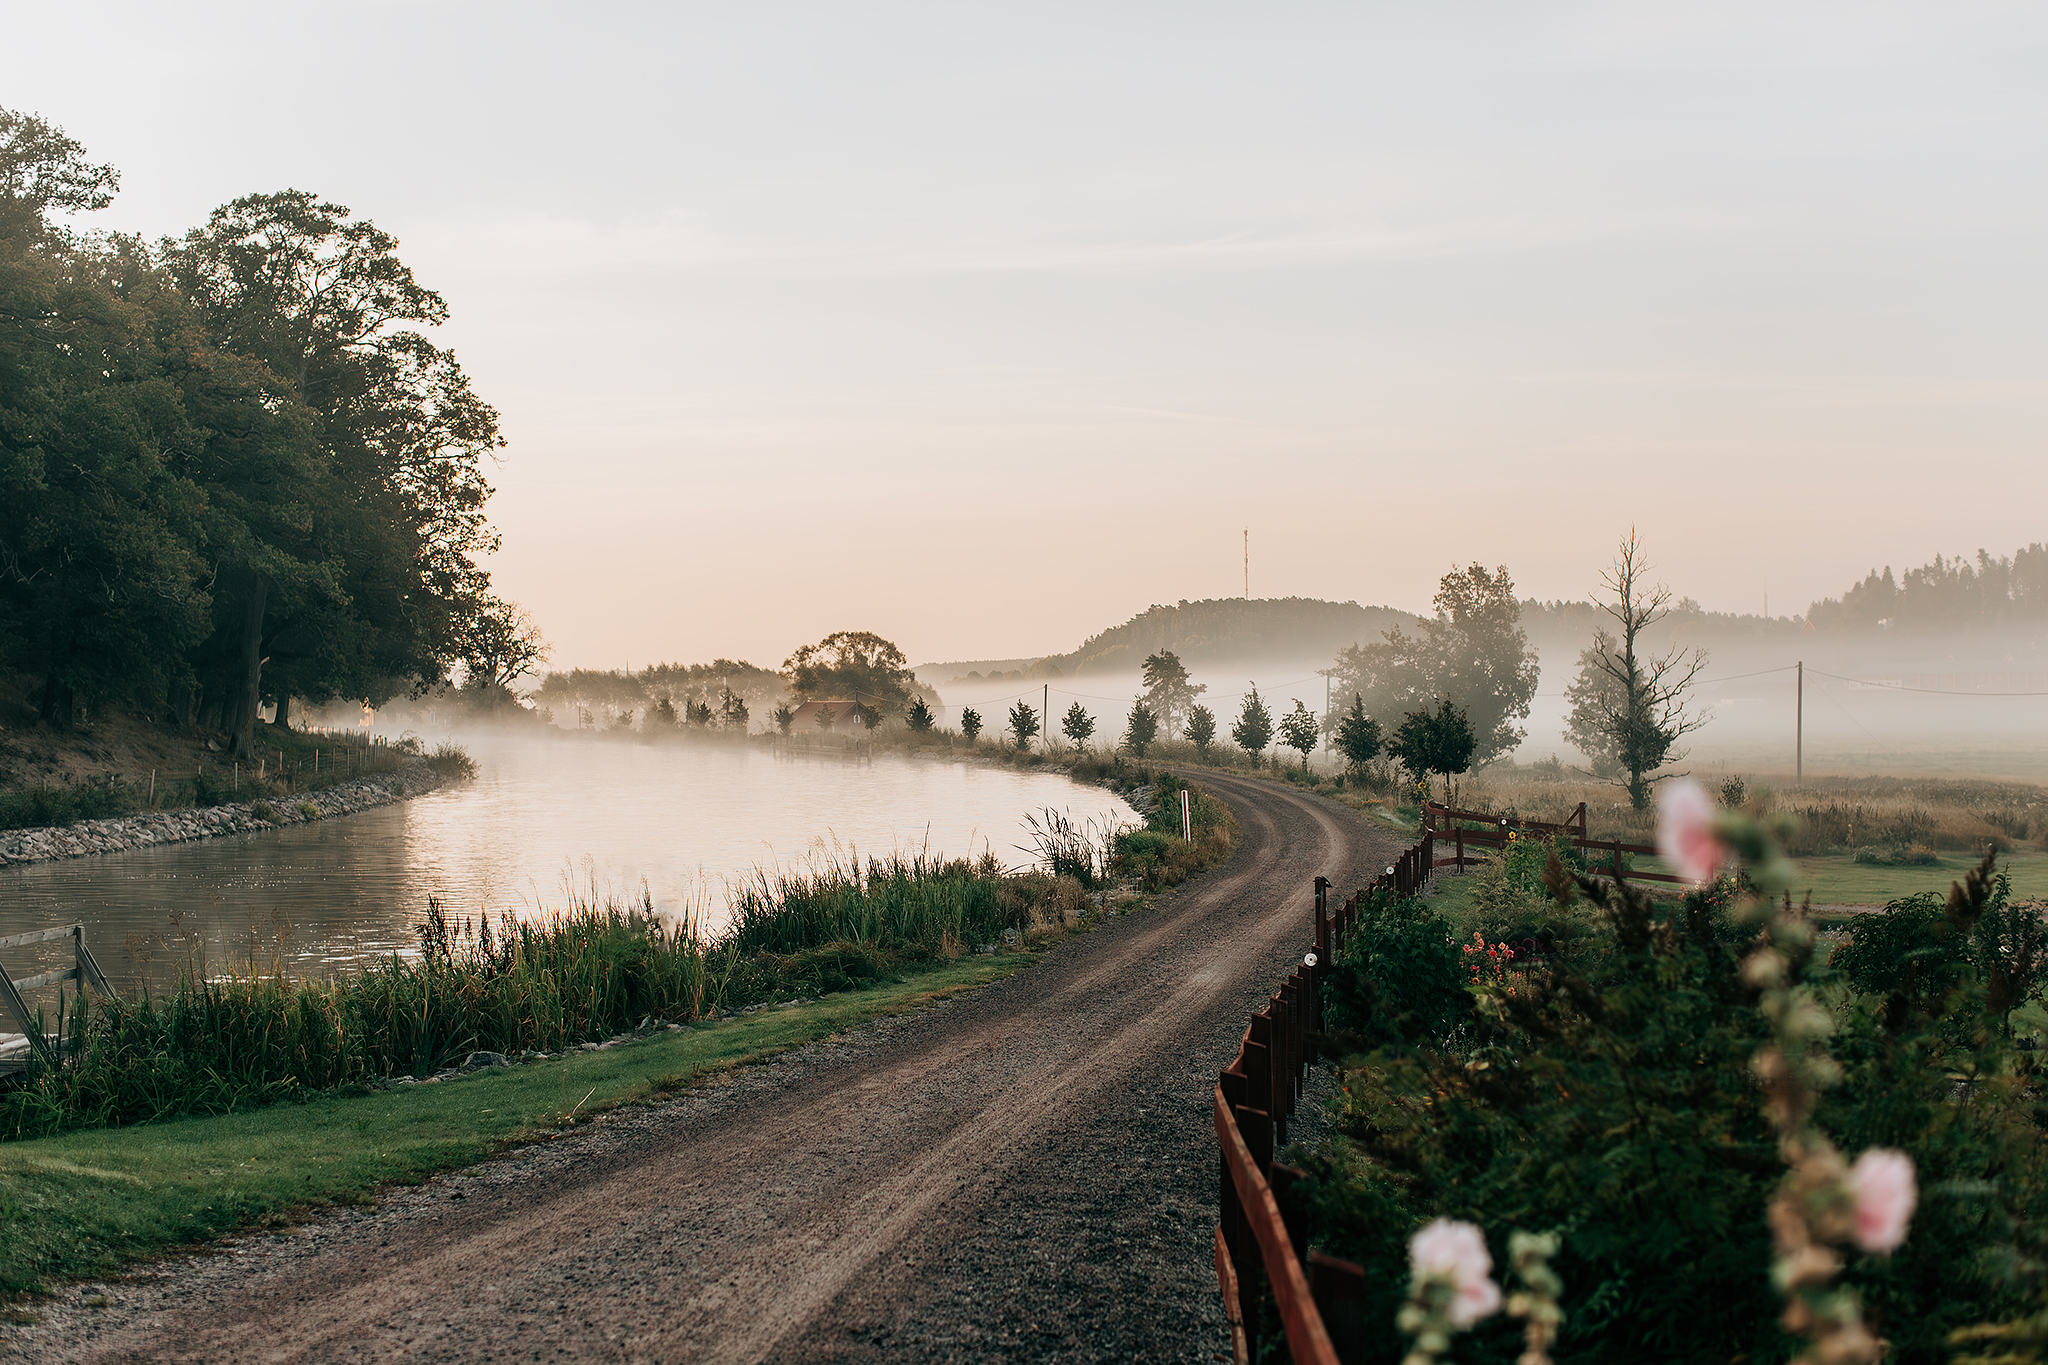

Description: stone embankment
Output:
[0,762,454,869]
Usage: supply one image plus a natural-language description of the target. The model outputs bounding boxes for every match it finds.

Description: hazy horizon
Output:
[10,3,2047,668]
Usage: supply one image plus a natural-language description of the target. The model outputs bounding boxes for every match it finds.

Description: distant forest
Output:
[0,110,526,758]
[1804,544,2048,634]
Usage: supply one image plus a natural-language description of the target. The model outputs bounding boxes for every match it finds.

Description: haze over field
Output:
[7,3,2048,668]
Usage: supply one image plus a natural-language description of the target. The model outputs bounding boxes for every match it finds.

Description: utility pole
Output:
[1796,660,1804,786]
[1043,683,1049,752]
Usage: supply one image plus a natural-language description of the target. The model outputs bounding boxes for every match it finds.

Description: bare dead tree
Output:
[1567,529,1710,810]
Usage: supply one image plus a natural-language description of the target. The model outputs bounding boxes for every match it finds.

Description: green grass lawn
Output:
[0,954,1033,1297]
[1421,850,2041,926]
[1785,849,2043,906]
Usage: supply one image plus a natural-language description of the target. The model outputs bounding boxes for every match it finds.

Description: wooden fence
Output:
[1214,862,1424,1365]
[1425,799,1683,885]
[0,924,115,1077]
[1213,800,1695,1361]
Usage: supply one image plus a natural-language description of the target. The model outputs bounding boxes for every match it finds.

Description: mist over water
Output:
[0,734,1135,992]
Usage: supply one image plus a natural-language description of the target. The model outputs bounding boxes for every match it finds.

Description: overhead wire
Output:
[1807,667,2048,697]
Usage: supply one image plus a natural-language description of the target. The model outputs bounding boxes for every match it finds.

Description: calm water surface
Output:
[0,734,1133,991]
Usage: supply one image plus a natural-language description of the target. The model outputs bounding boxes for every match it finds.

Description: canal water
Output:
[0,733,1134,992]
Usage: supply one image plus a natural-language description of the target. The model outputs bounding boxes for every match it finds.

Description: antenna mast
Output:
[1243,529,1248,599]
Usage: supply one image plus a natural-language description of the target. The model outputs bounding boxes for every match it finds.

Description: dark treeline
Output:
[0,110,526,759]
[1806,543,2048,634]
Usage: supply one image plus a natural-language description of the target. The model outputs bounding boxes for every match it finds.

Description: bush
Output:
[1853,843,1940,866]
[1107,774,1238,890]
[1318,891,1469,1048]
[0,778,136,831]
[424,742,477,779]
[1295,858,2048,1364]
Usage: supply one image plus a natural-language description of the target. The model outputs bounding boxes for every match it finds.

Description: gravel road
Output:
[22,770,1403,1364]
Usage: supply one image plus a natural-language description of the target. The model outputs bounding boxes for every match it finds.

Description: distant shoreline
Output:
[0,761,457,870]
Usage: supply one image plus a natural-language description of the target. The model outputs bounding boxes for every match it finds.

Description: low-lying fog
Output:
[931,643,2048,781]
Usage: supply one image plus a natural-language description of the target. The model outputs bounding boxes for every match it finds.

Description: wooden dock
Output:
[0,923,115,1075]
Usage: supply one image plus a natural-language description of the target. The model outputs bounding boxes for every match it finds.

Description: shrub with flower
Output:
[1291,778,2047,1362]
[1462,932,1517,996]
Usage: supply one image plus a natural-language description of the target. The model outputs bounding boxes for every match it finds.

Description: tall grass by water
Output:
[1,784,1230,1139]
[1,893,711,1137]
[724,849,1010,959]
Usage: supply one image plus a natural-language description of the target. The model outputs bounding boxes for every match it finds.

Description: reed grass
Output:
[1,778,1234,1139]
[723,848,1010,959]
[0,893,712,1139]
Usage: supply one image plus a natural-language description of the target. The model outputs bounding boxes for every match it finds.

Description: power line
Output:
[1807,668,2048,697]
[1695,664,1802,685]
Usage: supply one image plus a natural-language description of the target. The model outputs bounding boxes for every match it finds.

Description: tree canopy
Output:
[1278,699,1319,769]
[1566,531,1709,810]
[0,109,524,755]
[1329,564,1539,767]
[1123,699,1159,756]
[1334,694,1382,774]
[1231,685,1273,757]
[1061,701,1095,749]
[1141,650,1205,738]
[1387,696,1476,801]
[782,630,921,716]
[1007,700,1041,751]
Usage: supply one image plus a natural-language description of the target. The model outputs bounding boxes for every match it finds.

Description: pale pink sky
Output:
[10,2,2046,668]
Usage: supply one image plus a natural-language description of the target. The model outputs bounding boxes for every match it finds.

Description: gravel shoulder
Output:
[13,770,1403,1364]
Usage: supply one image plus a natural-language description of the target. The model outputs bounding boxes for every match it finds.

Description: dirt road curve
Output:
[40,772,1403,1364]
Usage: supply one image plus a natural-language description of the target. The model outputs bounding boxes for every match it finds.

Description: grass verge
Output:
[0,954,1030,1297]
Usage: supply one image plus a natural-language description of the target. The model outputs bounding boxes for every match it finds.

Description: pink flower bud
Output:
[1656,779,1725,886]
[1847,1149,1916,1254]
[1409,1218,1502,1328]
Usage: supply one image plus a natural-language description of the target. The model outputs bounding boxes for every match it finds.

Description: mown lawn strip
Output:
[0,954,1031,1295]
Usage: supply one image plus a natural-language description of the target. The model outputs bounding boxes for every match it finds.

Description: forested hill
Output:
[1039,597,1418,676]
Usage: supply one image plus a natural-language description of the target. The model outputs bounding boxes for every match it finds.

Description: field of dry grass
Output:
[1452,763,2045,857]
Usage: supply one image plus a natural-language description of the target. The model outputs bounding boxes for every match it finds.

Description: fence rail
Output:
[1213,864,1419,1365]
[1214,798,1694,1361]
[1424,799,1683,885]
[0,923,115,1076]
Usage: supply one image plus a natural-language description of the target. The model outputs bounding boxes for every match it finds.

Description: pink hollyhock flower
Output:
[1847,1149,1917,1253]
[1409,1218,1501,1328]
[1656,779,1725,886]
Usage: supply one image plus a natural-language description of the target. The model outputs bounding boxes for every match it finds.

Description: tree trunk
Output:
[273,691,293,731]
[38,627,73,727]
[229,572,268,761]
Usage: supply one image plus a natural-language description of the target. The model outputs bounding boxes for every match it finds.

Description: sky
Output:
[8,2,2047,669]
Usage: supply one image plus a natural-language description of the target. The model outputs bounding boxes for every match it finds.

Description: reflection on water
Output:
[0,734,1134,991]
